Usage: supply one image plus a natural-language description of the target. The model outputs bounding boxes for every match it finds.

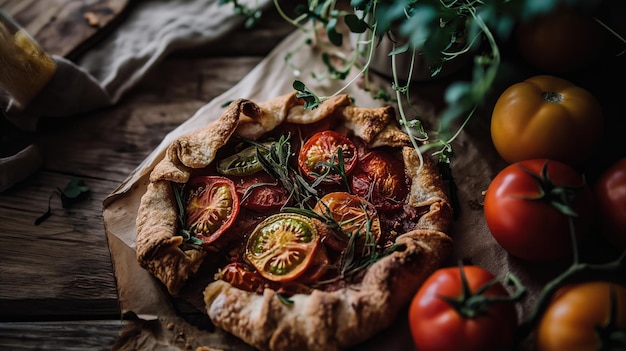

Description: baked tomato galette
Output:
[135,92,453,351]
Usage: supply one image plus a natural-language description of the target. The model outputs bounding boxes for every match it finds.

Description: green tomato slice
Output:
[217,142,273,176]
[245,213,320,282]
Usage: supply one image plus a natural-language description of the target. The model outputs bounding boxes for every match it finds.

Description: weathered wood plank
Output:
[0,320,122,350]
[0,173,120,318]
[35,56,263,181]
[1,0,132,59]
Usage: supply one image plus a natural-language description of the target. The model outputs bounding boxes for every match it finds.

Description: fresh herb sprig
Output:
[226,0,620,165]
[171,182,204,247]
[254,133,320,208]
[35,178,90,225]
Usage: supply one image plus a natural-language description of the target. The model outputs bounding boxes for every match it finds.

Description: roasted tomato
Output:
[297,130,358,184]
[245,213,320,282]
[409,265,520,351]
[536,281,626,351]
[350,150,408,212]
[515,6,606,73]
[232,172,289,212]
[594,158,626,250]
[185,176,239,245]
[313,192,381,253]
[483,159,594,262]
[218,262,267,293]
[217,141,273,176]
[491,75,603,165]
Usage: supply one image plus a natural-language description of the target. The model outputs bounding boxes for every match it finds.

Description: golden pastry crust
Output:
[135,92,453,349]
[203,148,453,351]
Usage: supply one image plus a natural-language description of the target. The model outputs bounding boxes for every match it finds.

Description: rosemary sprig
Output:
[307,147,352,192]
[255,133,319,208]
[171,181,203,247]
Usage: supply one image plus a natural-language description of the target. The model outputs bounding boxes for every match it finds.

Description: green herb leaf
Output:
[344,14,369,33]
[35,178,90,225]
[293,80,325,109]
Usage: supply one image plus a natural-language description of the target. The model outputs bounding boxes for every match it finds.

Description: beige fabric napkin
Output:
[1,0,270,192]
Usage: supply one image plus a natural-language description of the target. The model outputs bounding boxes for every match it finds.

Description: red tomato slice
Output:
[185,176,240,245]
[350,150,408,212]
[232,172,289,212]
[297,130,358,184]
[218,262,267,293]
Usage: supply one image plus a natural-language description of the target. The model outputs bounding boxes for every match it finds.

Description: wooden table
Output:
[0,2,294,349]
[1,1,625,350]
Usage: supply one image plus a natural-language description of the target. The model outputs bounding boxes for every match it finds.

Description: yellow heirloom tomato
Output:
[490,75,603,166]
[536,281,626,351]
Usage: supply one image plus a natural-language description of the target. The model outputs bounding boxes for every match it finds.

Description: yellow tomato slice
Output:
[245,213,320,282]
[313,192,381,253]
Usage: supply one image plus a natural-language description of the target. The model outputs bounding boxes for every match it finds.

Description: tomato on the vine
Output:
[185,176,240,245]
[297,130,358,184]
[483,159,594,262]
[232,172,289,212]
[515,6,606,73]
[409,265,522,351]
[594,157,626,250]
[491,75,603,166]
[245,213,320,282]
[350,150,408,213]
[536,281,626,351]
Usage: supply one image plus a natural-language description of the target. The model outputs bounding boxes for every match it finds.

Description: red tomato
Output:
[515,6,606,73]
[484,159,594,262]
[185,176,240,245]
[297,130,358,184]
[594,157,626,250]
[409,265,519,351]
[232,172,289,212]
[350,150,408,212]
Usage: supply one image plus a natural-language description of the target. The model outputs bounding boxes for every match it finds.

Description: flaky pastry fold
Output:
[135,92,453,350]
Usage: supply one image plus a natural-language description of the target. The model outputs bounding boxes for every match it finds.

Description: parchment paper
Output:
[101,27,583,351]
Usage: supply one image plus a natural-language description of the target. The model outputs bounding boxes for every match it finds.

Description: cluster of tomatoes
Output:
[407,4,626,351]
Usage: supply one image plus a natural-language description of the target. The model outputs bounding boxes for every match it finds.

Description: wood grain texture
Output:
[0,320,122,350]
[1,0,133,59]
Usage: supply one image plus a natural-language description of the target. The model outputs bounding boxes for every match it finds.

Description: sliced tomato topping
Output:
[313,192,381,253]
[294,244,330,284]
[232,172,289,212]
[245,213,320,282]
[217,141,273,176]
[185,176,239,245]
[350,150,408,212]
[297,130,358,184]
[218,262,267,293]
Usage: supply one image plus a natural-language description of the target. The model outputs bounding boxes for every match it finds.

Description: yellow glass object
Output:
[0,10,56,109]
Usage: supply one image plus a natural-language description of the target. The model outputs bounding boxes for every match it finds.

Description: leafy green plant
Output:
[224,0,619,164]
